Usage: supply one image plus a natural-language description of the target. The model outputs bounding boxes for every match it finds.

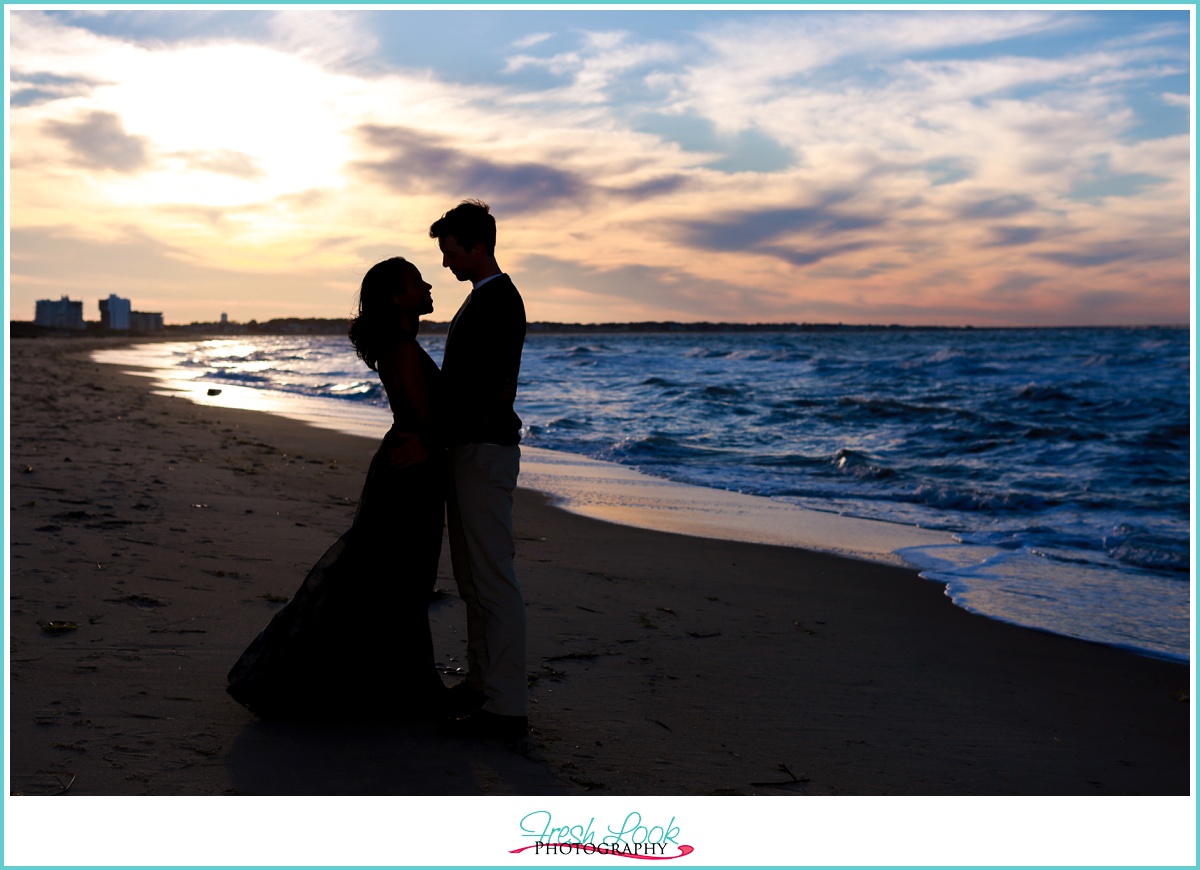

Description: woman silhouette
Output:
[227,257,448,720]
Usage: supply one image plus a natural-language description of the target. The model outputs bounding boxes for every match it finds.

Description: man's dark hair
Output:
[429,199,496,255]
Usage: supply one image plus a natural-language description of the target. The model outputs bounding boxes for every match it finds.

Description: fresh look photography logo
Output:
[511,811,693,859]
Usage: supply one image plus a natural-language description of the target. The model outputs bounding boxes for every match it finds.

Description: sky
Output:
[5,5,1194,326]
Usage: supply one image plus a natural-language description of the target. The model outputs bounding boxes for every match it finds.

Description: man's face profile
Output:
[438,235,475,282]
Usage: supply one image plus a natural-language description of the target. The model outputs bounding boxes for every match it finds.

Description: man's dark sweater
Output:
[440,273,526,446]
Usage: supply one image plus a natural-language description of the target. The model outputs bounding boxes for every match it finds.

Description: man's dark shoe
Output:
[441,709,528,741]
[442,682,486,717]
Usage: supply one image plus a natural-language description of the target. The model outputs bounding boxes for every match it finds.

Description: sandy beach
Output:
[6,336,1191,802]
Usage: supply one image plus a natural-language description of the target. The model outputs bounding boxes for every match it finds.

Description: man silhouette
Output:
[430,200,528,740]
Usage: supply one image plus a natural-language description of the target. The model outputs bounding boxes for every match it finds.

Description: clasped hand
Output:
[387,432,431,468]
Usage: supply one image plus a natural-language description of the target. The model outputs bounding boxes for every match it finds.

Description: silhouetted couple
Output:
[227,200,529,741]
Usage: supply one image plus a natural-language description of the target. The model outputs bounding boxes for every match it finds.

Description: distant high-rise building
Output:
[99,294,132,330]
[129,311,164,333]
[221,313,228,324]
[34,296,85,330]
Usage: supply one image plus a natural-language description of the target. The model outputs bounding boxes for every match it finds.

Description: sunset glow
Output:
[6,6,1193,326]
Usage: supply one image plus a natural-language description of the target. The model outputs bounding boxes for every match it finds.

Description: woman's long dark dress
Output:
[226,340,446,720]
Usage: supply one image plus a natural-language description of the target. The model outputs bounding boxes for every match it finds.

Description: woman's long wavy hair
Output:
[348,257,412,372]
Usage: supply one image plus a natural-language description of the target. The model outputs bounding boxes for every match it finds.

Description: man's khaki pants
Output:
[446,442,527,717]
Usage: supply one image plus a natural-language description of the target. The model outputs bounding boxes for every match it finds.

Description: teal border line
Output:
[2,2,1195,869]
[0,0,1196,5]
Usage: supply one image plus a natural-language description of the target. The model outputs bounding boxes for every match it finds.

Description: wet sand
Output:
[7,336,1191,803]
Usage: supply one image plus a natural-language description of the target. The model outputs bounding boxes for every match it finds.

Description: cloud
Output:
[1035,241,1176,269]
[957,195,1038,220]
[888,48,1170,107]
[9,70,99,108]
[6,9,1192,327]
[676,204,884,253]
[512,32,552,50]
[985,226,1045,247]
[758,241,875,268]
[1069,171,1164,201]
[173,148,265,179]
[988,272,1048,295]
[610,174,690,199]
[922,159,974,187]
[633,110,795,173]
[312,235,357,252]
[266,8,377,69]
[674,11,1067,132]
[43,110,151,172]
[40,9,276,47]
[1098,18,1190,50]
[1063,152,1169,202]
[352,125,588,214]
[519,254,792,321]
[503,29,678,104]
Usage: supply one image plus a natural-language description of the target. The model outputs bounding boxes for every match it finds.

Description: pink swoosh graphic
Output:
[509,843,694,860]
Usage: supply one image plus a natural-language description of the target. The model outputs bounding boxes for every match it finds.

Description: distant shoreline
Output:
[8,319,1188,338]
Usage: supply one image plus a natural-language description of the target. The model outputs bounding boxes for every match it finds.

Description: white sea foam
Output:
[93,341,956,568]
[93,331,1192,663]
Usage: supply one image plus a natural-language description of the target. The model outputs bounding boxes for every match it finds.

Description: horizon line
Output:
[10,318,1190,333]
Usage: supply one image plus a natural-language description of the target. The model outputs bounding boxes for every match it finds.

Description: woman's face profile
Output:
[396,263,434,316]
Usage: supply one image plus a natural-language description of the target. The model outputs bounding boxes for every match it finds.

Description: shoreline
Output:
[7,336,1192,799]
[91,336,1189,663]
[93,338,963,565]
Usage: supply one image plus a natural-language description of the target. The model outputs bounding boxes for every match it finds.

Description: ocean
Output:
[95,326,1192,662]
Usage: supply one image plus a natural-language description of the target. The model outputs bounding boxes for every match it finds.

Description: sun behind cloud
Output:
[6,8,1191,326]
